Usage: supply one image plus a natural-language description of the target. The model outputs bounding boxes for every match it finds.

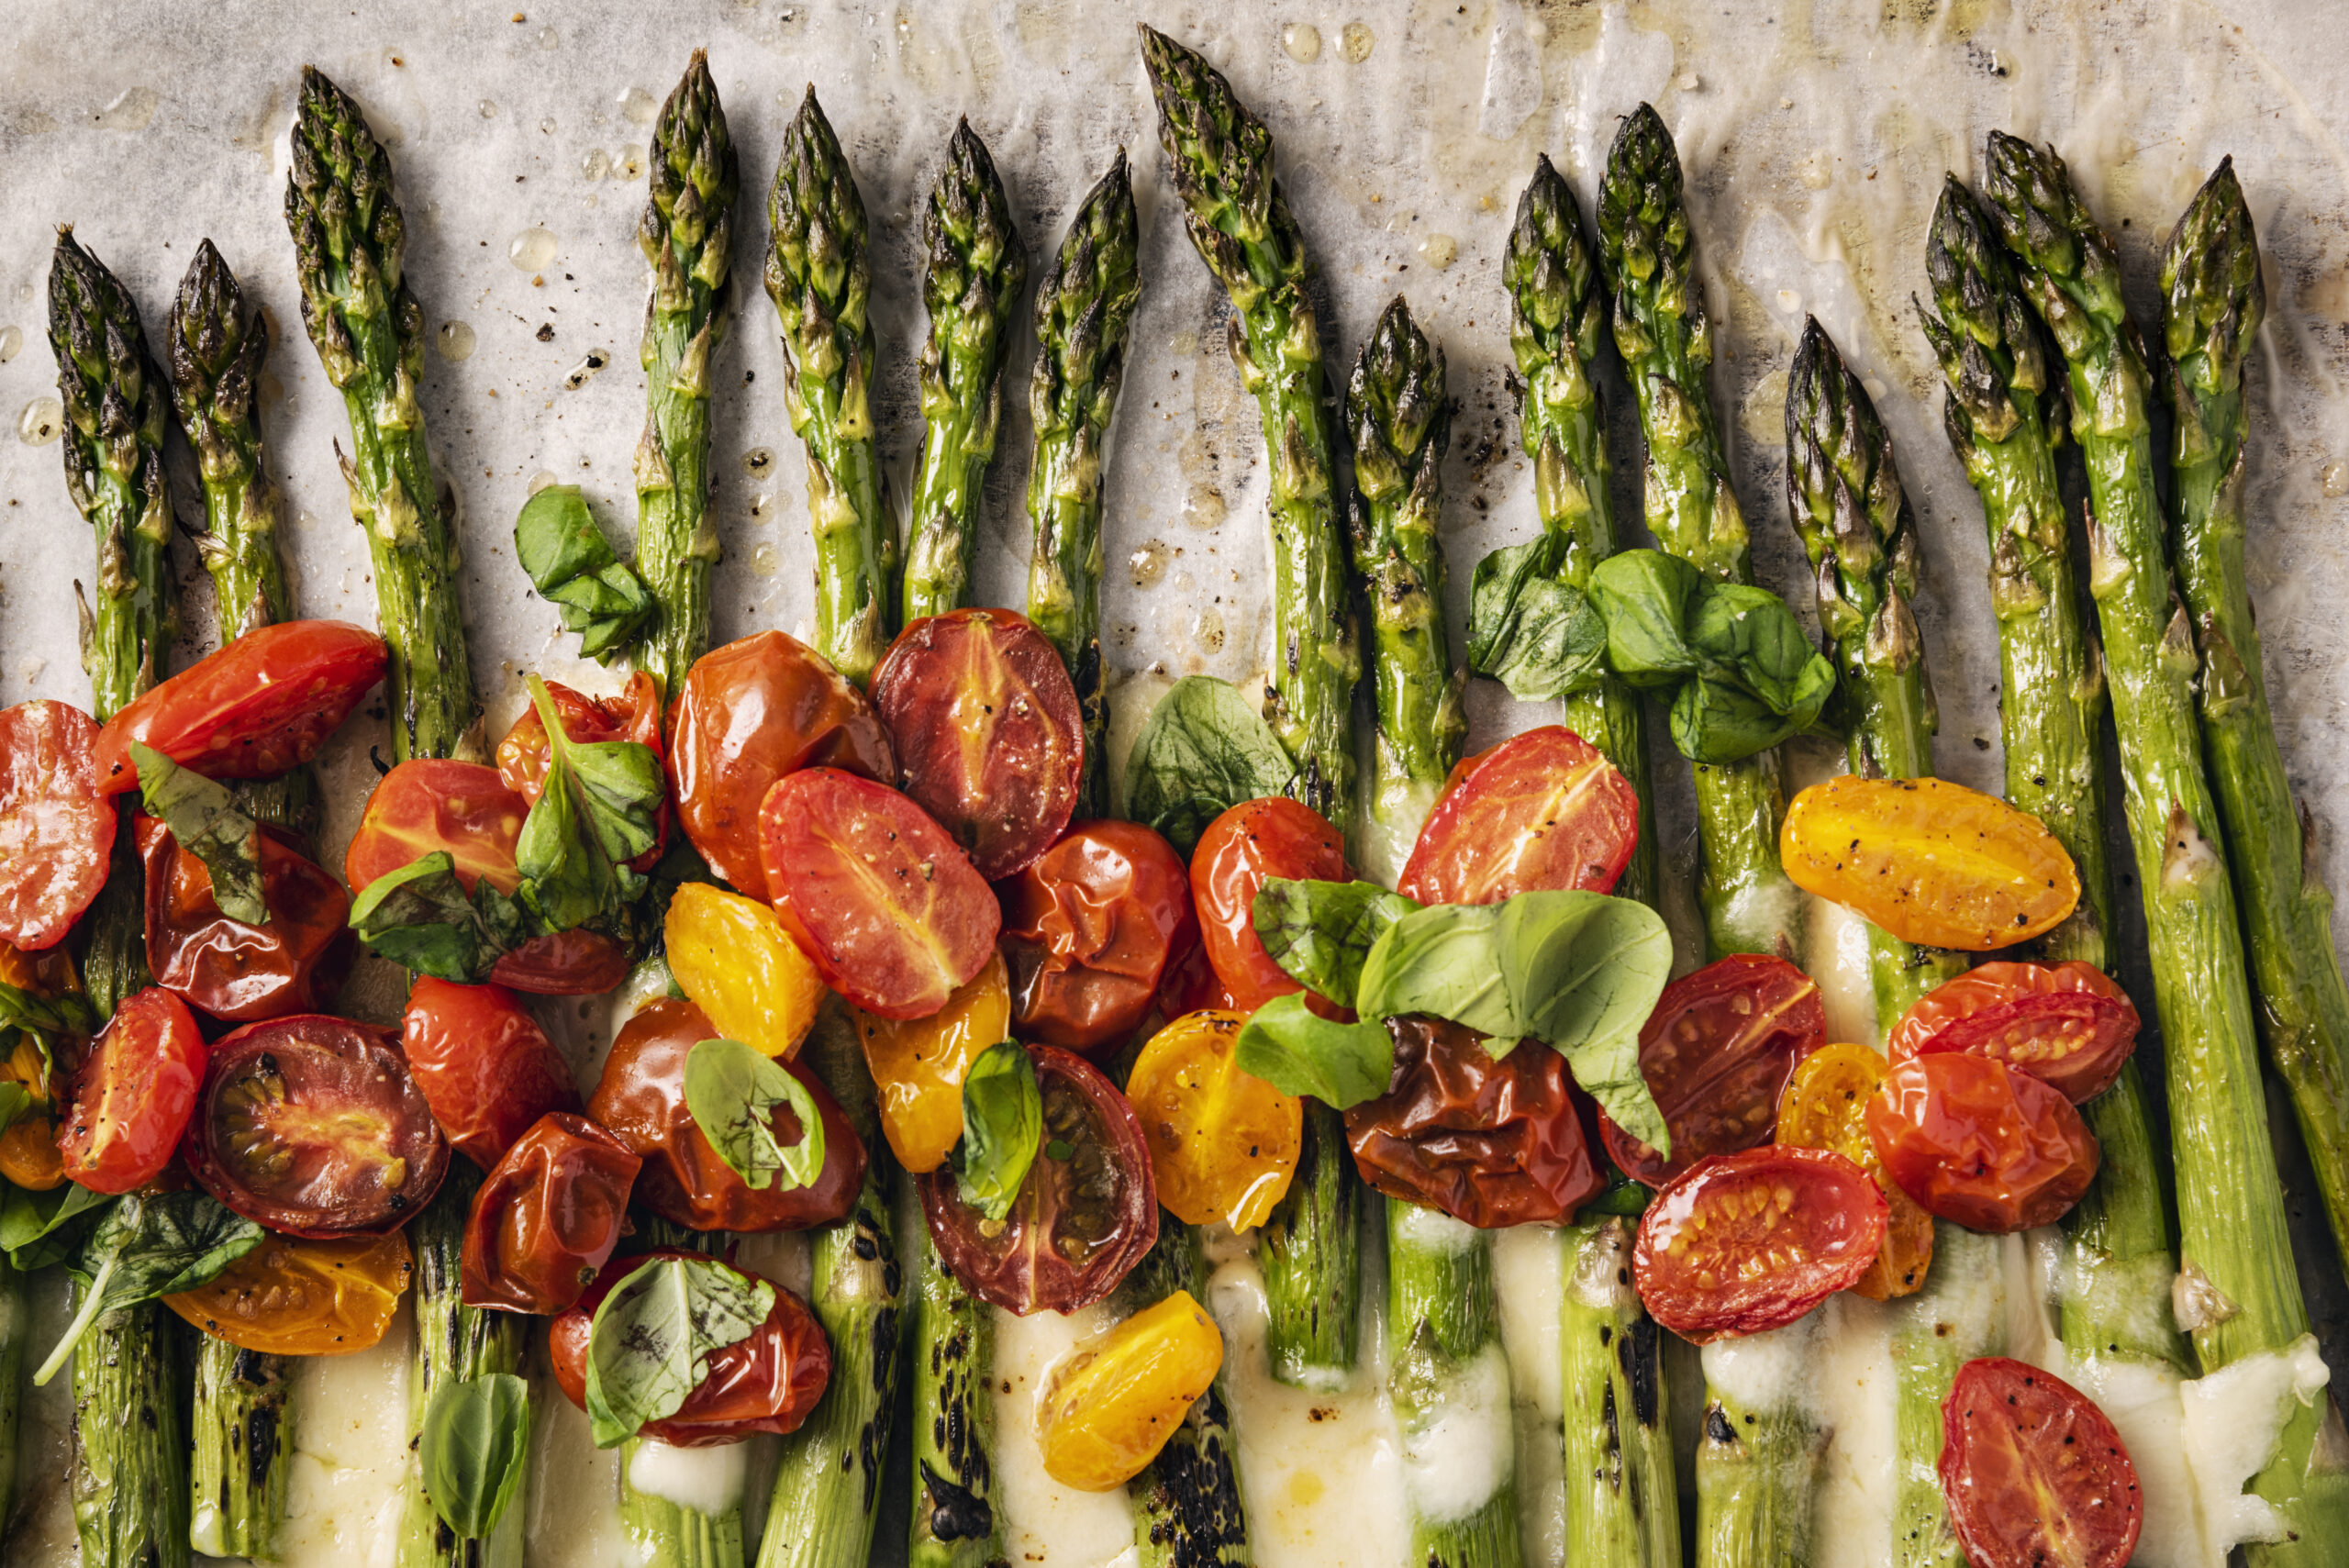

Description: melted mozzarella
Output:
[1809,1294,1897,1568]
[1356,775,1439,892]
[2180,1334,2333,1551]
[627,1439,747,1517]
[990,1302,1140,1567]
[274,1306,418,1568]
[2061,1357,2210,1568]
[1489,1225,1568,1568]
[1401,1345,1514,1524]
[525,1355,637,1567]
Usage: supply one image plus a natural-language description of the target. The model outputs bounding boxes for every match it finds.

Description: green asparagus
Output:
[1120,1223,1250,1568]
[187,1342,289,1560]
[906,1222,1003,1568]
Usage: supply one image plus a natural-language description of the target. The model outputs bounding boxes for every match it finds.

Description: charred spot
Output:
[1704,1404,1737,1446]
[1624,1312,1662,1428]
[919,1459,996,1542]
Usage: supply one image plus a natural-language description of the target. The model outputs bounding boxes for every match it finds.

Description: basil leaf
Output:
[513,677,662,932]
[683,1038,825,1192]
[421,1372,534,1540]
[562,740,664,867]
[1233,992,1396,1108]
[36,1190,266,1385]
[1670,676,1804,764]
[513,484,655,664]
[1464,539,1610,701]
[583,1255,774,1448]
[1252,878,1419,1007]
[1583,1171,1653,1217]
[0,1081,28,1137]
[1494,891,1674,1151]
[347,852,525,983]
[1123,676,1297,855]
[1355,904,1529,1040]
[1686,584,1835,725]
[0,981,95,1038]
[0,1181,111,1272]
[131,742,267,925]
[1588,549,1705,691]
[955,1041,1041,1223]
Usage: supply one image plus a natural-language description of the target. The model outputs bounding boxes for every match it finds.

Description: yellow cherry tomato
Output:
[1776,1041,1933,1300]
[1125,1010,1301,1231]
[665,881,826,1058]
[0,940,79,1192]
[1780,776,2079,951]
[858,950,1009,1173]
[163,1230,414,1355]
[1038,1290,1226,1491]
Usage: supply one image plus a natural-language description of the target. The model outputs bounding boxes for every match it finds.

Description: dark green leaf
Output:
[0,982,96,1038]
[956,1040,1041,1222]
[513,677,661,931]
[1686,584,1834,723]
[1355,903,1528,1040]
[1669,676,1804,764]
[1252,878,1419,1007]
[422,1373,534,1540]
[0,1082,28,1137]
[36,1191,266,1385]
[683,1038,825,1193]
[1464,539,1611,701]
[583,1255,774,1448]
[1588,549,1705,690]
[0,1181,110,1273]
[513,485,655,665]
[1583,1172,1653,1217]
[132,742,266,925]
[1494,891,1673,1151]
[1122,676,1297,855]
[346,852,524,982]
[1232,993,1397,1109]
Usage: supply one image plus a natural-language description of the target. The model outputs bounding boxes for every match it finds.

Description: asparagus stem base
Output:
[1559,1218,1680,1568]
[189,1333,291,1561]
[1257,1101,1362,1386]
[70,1301,190,1568]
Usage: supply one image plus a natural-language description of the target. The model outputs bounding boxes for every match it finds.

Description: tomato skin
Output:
[919,1045,1159,1316]
[1631,1145,1889,1341]
[1126,1010,1301,1230]
[461,1111,641,1316]
[0,700,116,951]
[1941,1358,2142,1568]
[588,997,863,1232]
[1191,798,1349,1016]
[488,929,632,997]
[95,620,387,795]
[549,1249,832,1446]
[56,986,206,1195]
[1400,726,1641,905]
[1037,1291,1226,1491]
[858,951,1010,1174]
[1000,820,1198,1052]
[663,883,826,1060]
[1775,1042,1935,1301]
[162,1230,413,1355]
[1866,1053,2100,1232]
[400,978,582,1169]
[138,816,352,1023]
[1889,962,2139,1106]
[496,672,668,872]
[668,630,896,903]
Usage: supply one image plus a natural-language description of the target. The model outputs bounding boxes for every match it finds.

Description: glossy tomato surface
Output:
[461,1112,640,1315]
[162,1230,413,1355]
[184,1014,450,1237]
[549,1249,832,1446]
[588,997,863,1232]
[0,700,115,951]
[759,768,999,1020]
[1631,1145,1889,1341]
[858,951,1009,1174]
[56,985,205,1195]
[1941,1358,2142,1568]
[401,977,582,1169]
[999,819,1198,1052]
[1190,797,1348,1015]
[95,620,386,795]
[1889,961,2139,1106]
[1866,1053,2099,1231]
[1125,1010,1300,1230]
[496,671,668,872]
[668,630,895,902]
[139,816,351,1022]
[919,1045,1157,1315]
[1399,726,1641,905]
[1775,1042,1934,1301]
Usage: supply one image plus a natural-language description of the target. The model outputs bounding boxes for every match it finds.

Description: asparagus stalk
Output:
[1119,1222,1250,1568]
[1558,1216,1679,1568]
[187,1344,289,1560]
[1386,1204,1524,1568]
[906,1222,1002,1568]
[902,119,1028,623]
[0,1255,19,1531]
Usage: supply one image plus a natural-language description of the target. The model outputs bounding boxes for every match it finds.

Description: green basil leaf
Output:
[1232,992,1397,1109]
[562,740,664,866]
[1583,1171,1653,1217]
[36,1191,266,1385]
[0,981,96,1038]
[1464,540,1610,701]
[956,1041,1041,1223]
[1588,549,1705,691]
[1355,904,1529,1040]
[346,852,523,983]
[0,1081,28,1137]
[1494,891,1674,1152]
[514,676,660,930]
[131,742,267,925]
[1685,583,1835,724]
[683,1038,826,1193]
[513,485,655,665]
[1669,676,1805,764]
[583,1255,775,1449]
[0,1181,111,1273]
[421,1372,534,1540]
[1122,676,1297,855]
[514,758,618,939]
[1251,878,1419,1007]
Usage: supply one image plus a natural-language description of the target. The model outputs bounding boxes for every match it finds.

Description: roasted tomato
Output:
[0,1029,64,1191]
[488,929,631,996]
[1191,797,1349,1015]
[1038,1291,1226,1491]
[400,978,582,1169]
[588,997,863,1232]
[94,620,387,795]
[461,1112,640,1315]
[549,1249,832,1445]
[1866,1053,2099,1232]
[664,882,825,1059]
[759,769,1000,1020]
[0,700,115,951]
[872,608,1085,882]
[1776,1043,1934,1300]
[1399,726,1641,905]
[919,1045,1158,1315]
[1600,954,1825,1187]
[56,985,205,1195]
[858,951,1010,1174]
[668,629,895,903]
[999,820,1198,1052]
[1631,1145,1889,1341]
[161,1230,413,1355]
[1940,1357,2142,1568]
[1889,962,2139,1106]
[1126,1010,1300,1230]
[137,816,352,1022]
[184,1014,451,1237]
[496,670,668,871]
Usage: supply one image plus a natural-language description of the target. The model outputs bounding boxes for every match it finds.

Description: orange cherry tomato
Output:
[162,1230,414,1356]
[858,950,1010,1174]
[1941,1358,2142,1568]
[1866,1053,2099,1232]
[400,978,582,1169]
[1888,962,2139,1106]
[56,986,206,1195]
[461,1111,641,1316]
[1631,1145,1888,1342]
[1399,726,1641,905]
[999,820,1199,1052]
[663,882,826,1060]
[1776,1043,1933,1300]
[138,815,352,1023]
[1190,797,1349,1016]
[0,1030,63,1191]
[495,671,668,871]
[1126,1010,1301,1230]
[1037,1291,1226,1491]
[0,700,116,951]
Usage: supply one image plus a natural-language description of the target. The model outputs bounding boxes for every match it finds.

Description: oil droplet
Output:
[1776,288,1802,316]
[563,349,613,391]
[509,227,559,271]
[2324,462,2348,498]
[1340,22,1375,62]
[528,470,560,494]
[1281,23,1322,62]
[540,116,558,136]
[94,86,160,132]
[1183,484,1227,531]
[581,148,610,181]
[1129,539,1172,588]
[750,543,780,577]
[537,25,560,49]
[743,447,777,479]
[258,372,284,406]
[1193,606,1227,655]
[749,492,775,521]
[436,320,477,361]
[1169,331,1199,356]
[618,86,658,125]
[18,397,62,446]
[1172,570,1197,595]
[478,98,498,118]
[0,326,20,363]
[1419,234,1459,271]
[618,145,646,181]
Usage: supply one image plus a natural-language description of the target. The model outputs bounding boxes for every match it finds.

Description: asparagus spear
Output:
[906,1219,1003,1568]
[1119,1222,1250,1568]
[902,120,1028,623]
[1985,130,2349,1558]
[187,1344,288,1560]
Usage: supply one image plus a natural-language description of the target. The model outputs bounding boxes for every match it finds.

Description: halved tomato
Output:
[461,1111,640,1315]
[0,701,116,951]
[1190,797,1349,1016]
[1126,1010,1300,1230]
[858,951,1010,1174]
[1776,1042,1934,1300]
[1631,1145,1888,1341]
[139,816,351,1022]
[1037,1291,1225,1490]
[56,985,205,1195]
[162,1230,413,1355]
[1866,1053,2099,1232]
[400,977,582,1169]
[1940,1357,2142,1568]
[1399,726,1640,906]
[496,670,668,872]
[663,882,825,1060]
[999,819,1198,1052]
[1888,962,2138,1106]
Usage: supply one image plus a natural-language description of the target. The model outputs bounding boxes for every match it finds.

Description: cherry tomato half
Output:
[550,1249,833,1446]
[858,951,1010,1175]
[1126,1010,1301,1231]
[1940,1357,2142,1568]
[668,630,895,903]
[0,1029,63,1192]
[1889,962,2139,1106]
[1600,953,1825,1187]
[1631,1145,1889,1341]
[400,978,582,1169]
[56,985,205,1195]
[162,1230,414,1356]
[1000,820,1198,1052]
[1775,1043,1934,1301]
[184,1014,451,1238]
[1038,1290,1226,1491]
[919,1045,1158,1316]
[1866,1053,2099,1232]
[496,671,668,872]
[138,816,352,1023]
[461,1112,641,1315]
[1191,798,1349,1016]
[1400,726,1641,906]
[95,620,387,795]
[0,700,116,951]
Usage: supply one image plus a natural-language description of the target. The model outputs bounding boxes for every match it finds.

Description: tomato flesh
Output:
[1037,1291,1225,1491]
[56,985,206,1195]
[1941,1357,2143,1568]
[0,700,115,951]
[1400,726,1641,905]
[1775,1042,1934,1300]
[162,1230,414,1355]
[401,977,582,1169]
[664,882,825,1059]
[1191,797,1348,1016]
[461,1111,641,1316]
[859,951,1010,1174]
[1000,819,1198,1052]
[1127,1010,1300,1230]
[1631,1145,1888,1341]
[496,671,669,871]
[1889,961,2139,1106]
[1866,1053,2099,1232]
[139,816,352,1022]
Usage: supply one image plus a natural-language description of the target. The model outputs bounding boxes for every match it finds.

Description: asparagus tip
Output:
[2160,155,2265,372]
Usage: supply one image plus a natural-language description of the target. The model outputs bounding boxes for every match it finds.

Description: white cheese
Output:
[1490,1224,1568,1568]
[626,1437,748,1517]
[1399,1344,1515,1524]
[990,1301,1140,1567]
[2060,1357,2212,1568]
[1698,1308,1824,1420]
[274,1305,418,1568]
[2179,1334,2333,1551]
[525,1351,638,1567]
[1809,1293,1897,1568]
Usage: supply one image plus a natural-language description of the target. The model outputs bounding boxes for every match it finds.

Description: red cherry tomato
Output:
[1190,797,1349,1015]
[137,816,351,1023]
[496,671,668,872]
[55,986,205,1195]
[0,700,116,951]
[549,1249,832,1446]
[184,1014,451,1238]
[1889,961,2139,1106]
[998,820,1199,1052]
[94,620,387,795]
[919,1045,1158,1315]
[1866,1053,2099,1232]
[460,1111,641,1315]
[758,769,1000,1021]
[1399,726,1640,906]
[1599,953,1825,1187]
[873,609,1085,882]
[668,630,896,903]
[400,978,582,1169]
[1631,1145,1889,1341]
[1940,1357,2142,1568]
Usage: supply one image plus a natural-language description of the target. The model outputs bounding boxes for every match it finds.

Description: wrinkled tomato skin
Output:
[549,1249,832,1445]
[1191,798,1349,1016]
[0,700,116,951]
[588,997,863,1232]
[1401,727,1641,906]
[461,1111,641,1316]
[1866,1053,2099,1232]
[668,630,895,903]
[138,816,352,1023]
[401,978,582,1169]
[487,929,633,997]
[919,1045,1158,1315]
[497,672,668,872]
[95,620,387,795]
[1940,1357,2143,1568]
[999,820,1198,1052]
[1889,962,2140,1106]
[56,986,205,1195]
